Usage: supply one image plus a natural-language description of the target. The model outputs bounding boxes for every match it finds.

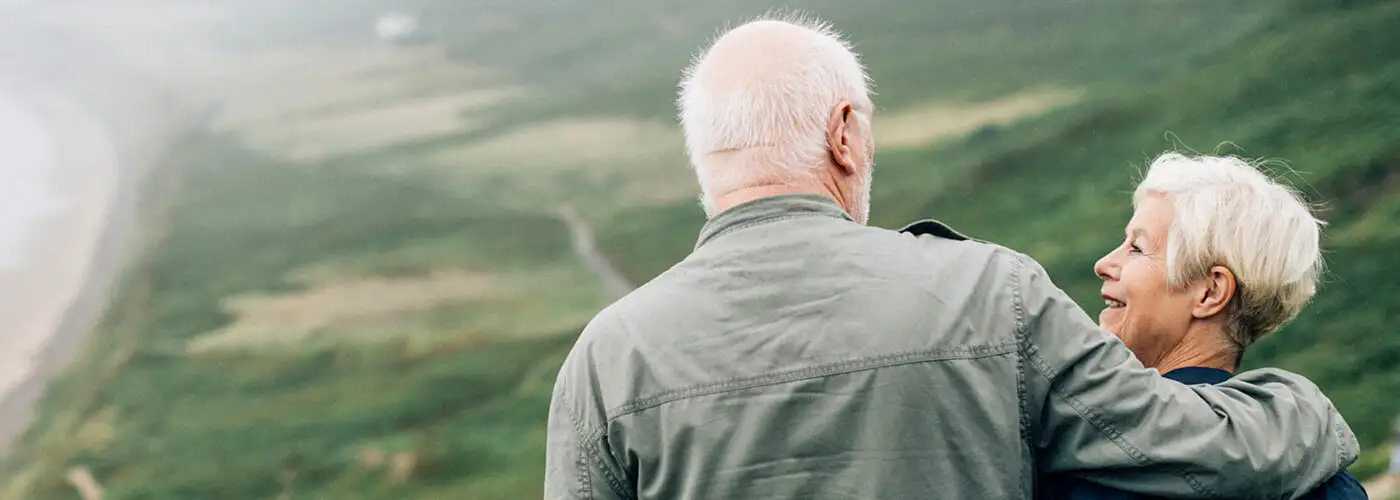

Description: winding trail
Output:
[556,206,634,300]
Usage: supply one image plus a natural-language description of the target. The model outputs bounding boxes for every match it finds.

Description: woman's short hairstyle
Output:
[1133,152,1326,350]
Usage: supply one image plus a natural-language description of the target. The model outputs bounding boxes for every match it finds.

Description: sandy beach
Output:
[0,81,122,457]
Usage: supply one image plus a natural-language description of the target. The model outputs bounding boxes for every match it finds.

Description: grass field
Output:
[5,0,1398,497]
[0,132,611,498]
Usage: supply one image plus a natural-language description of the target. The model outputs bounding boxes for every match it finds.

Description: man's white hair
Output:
[677,13,873,211]
[1134,152,1326,348]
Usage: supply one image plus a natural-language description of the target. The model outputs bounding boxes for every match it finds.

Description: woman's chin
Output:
[1098,308,1124,332]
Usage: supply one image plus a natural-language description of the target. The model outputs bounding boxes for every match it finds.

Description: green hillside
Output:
[217,0,1274,109]
[2,0,1396,498]
[0,133,613,499]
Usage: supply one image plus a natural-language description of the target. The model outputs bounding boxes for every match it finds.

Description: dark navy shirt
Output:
[1041,367,1369,500]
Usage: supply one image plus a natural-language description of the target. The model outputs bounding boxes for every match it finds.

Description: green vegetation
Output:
[0,134,609,498]
[217,0,1276,112]
[4,0,1398,497]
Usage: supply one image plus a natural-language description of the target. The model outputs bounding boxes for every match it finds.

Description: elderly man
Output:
[545,15,1357,499]
[1039,152,1366,499]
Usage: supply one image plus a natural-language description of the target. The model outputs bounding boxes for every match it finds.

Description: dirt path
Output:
[557,206,634,300]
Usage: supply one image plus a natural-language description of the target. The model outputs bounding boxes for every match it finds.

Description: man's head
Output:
[1094,152,1325,369]
[678,14,875,223]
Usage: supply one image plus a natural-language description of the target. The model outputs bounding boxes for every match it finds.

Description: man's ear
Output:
[826,101,857,175]
[1192,265,1236,319]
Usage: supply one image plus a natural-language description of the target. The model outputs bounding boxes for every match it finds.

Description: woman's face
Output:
[1093,194,1201,367]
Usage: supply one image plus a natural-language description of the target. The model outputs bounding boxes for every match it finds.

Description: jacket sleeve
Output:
[544,344,630,499]
[1015,252,1358,499]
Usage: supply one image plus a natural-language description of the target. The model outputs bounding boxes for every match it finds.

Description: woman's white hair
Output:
[677,13,873,211]
[1134,152,1326,348]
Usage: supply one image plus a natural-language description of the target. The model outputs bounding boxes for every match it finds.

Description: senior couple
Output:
[546,15,1365,499]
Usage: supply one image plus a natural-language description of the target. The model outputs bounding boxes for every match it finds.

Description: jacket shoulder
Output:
[892,218,1047,292]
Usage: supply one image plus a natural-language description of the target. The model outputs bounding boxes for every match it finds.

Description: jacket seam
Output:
[558,392,597,498]
[606,343,1019,420]
[566,391,636,498]
[584,424,634,499]
[1012,254,1031,500]
[1012,252,1217,497]
[1334,409,1345,472]
[579,319,640,499]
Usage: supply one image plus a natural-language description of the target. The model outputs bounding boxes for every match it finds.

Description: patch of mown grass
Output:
[145,138,586,341]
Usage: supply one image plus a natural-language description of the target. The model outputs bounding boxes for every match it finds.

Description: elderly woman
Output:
[1043,152,1367,499]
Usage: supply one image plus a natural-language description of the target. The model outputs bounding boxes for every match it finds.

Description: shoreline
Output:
[0,81,133,459]
[0,6,200,463]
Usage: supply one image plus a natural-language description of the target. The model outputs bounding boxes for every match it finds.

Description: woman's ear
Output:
[1192,265,1236,319]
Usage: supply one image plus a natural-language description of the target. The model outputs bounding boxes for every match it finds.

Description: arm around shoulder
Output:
[1013,251,1358,498]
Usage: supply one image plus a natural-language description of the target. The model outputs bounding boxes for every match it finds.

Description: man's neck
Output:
[1154,325,1237,374]
[712,183,843,216]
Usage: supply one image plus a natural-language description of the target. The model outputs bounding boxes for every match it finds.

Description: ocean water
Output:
[0,92,63,271]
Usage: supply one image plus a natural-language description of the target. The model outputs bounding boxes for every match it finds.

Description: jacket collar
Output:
[695,193,854,250]
[897,219,975,242]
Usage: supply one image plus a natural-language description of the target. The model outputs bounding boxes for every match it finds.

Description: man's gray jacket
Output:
[545,194,1357,499]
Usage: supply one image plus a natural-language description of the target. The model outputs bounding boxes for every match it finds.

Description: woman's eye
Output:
[1129,244,1143,254]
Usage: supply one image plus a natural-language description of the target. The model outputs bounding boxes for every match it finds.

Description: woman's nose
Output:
[1094,251,1117,281]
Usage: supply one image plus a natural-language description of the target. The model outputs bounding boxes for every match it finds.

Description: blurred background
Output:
[0,0,1396,498]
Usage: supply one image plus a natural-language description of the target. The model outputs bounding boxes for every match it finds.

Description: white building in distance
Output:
[374,11,420,44]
